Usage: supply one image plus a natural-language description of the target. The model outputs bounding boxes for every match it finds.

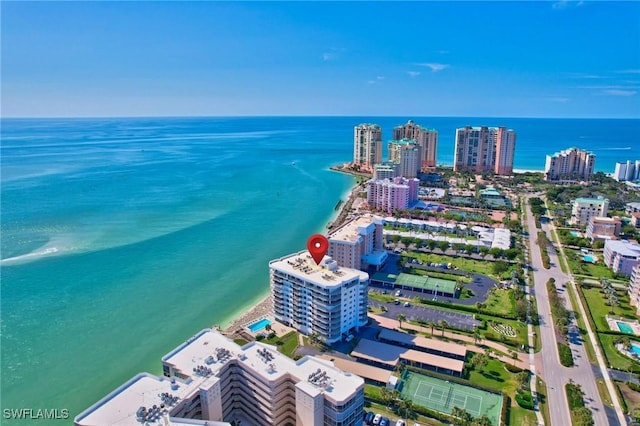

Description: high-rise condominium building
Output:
[629,265,640,316]
[388,138,421,178]
[366,177,419,213]
[544,147,596,182]
[75,329,365,426]
[571,196,609,226]
[453,126,516,175]
[613,160,640,182]
[353,124,382,169]
[393,120,438,170]
[328,215,387,271]
[270,252,369,344]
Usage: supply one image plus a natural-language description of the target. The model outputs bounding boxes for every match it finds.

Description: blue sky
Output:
[2,1,639,118]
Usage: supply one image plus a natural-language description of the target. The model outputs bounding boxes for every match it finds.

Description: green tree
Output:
[396,313,406,329]
[451,406,473,426]
[472,353,489,372]
[492,261,510,276]
[471,415,493,426]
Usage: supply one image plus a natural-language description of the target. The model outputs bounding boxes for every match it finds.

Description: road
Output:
[523,195,612,426]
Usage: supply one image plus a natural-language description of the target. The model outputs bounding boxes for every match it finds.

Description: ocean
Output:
[1,116,639,422]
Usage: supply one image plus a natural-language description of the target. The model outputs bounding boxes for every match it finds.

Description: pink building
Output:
[366,177,419,213]
[586,217,621,242]
[604,240,640,277]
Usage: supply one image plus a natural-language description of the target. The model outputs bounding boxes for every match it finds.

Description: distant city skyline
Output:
[2,1,639,118]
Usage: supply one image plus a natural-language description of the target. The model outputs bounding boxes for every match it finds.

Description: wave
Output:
[594,147,632,151]
[1,247,61,265]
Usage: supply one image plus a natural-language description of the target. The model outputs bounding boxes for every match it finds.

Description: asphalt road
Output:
[524,196,613,426]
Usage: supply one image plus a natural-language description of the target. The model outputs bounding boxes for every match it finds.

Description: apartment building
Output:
[75,329,365,426]
[626,202,640,215]
[388,138,421,178]
[453,126,516,175]
[544,147,596,182]
[586,217,622,242]
[373,162,398,180]
[613,160,640,182]
[270,252,369,344]
[353,124,382,170]
[570,197,609,226]
[629,265,640,316]
[604,240,640,277]
[328,215,387,271]
[366,177,419,213]
[392,120,438,169]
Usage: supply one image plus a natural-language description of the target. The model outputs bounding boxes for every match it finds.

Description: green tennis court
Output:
[372,272,457,296]
[398,370,502,425]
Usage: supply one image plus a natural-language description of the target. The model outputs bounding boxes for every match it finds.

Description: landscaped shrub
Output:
[515,392,535,409]
[558,342,574,367]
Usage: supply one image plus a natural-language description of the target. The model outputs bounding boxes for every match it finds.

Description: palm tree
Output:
[510,350,518,366]
[439,320,448,336]
[396,313,407,329]
[451,406,472,426]
[427,320,436,336]
[473,328,482,345]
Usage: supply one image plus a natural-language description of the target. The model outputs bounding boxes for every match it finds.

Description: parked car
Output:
[395,290,401,296]
[404,301,410,307]
[364,411,375,424]
[396,420,406,426]
[379,417,390,426]
[372,414,382,425]
[394,299,400,305]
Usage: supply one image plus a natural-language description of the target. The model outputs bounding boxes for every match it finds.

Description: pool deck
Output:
[606,315,640,335]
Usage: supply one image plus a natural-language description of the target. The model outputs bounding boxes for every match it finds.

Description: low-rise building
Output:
[571,196,609,226]
[75,329,365,426]
[586,216,622,242]
[629,265,640,316]
[270,252,369,343]
[604,240,640,277]
[631,212,640,229]
[626,202,640,215]
[328,215,387,271]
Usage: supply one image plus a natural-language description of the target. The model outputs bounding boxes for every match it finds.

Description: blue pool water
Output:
[583,255,595,263]
[618,322,635,334]
[570,231,580,237]
[248,318,272,333]
[632,344,640,356]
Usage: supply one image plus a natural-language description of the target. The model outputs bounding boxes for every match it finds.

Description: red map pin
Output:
[307,234,329,265]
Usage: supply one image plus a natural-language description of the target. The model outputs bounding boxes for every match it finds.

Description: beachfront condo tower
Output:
[270,252,369,344]
[75,329,365,426]
[393,120,438,170]
[453,126,516,175]
[388,138,421,178]
[353,123,382,171]
[544,147,596,182]
[328,215,388,271]
[366,177,419,214]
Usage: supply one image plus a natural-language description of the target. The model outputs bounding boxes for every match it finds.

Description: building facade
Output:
[626,202,640,215]
[388,138,421,178]
[392,120,438,169]
[613,160,640,182]
[604,240,640,277]
[571,197,609,226]
[586,217,621,242]
[366,177,419,213]
[373,162,398,180]
[75,329,365,426]
[353,124,382,170]
[629,265,640,316]
[328,216,387,271]
[270,252,369,344]
[453,126,516,175]
[544,147,596,182]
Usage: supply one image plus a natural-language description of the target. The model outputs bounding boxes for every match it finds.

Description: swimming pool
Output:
[570,231,580,237]
[618,321,635,334]
[632,344,640,356]
[247,318,272,333]
[583,255,595,263]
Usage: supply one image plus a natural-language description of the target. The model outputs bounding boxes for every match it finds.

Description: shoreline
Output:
[220,165,361,336]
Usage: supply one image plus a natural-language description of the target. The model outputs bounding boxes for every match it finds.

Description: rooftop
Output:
[605,240,640,257]
[329,215,381,244]
[317,355,394,384]
[269,251,369,287]
[378,328,467,357]
[574,196,608,204]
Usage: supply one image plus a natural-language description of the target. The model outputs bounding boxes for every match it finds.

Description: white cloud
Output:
[321,47,346,61]
[407,71,421,78]
[416,63,450,72]
[552,0,584,9]
[367,76,385,85]
[602,89,637,96]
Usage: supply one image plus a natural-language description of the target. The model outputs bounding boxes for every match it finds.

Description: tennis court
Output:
[398,370,502,425]
[371,272,457,296]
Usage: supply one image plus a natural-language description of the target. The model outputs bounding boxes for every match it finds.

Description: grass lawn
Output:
[581,286,636,331]
[509,405,539,426]
[598,334,640,372]
[402,251,510,278]
[565,249,616,279]
[408,266,472,284]
[483,288,517,317]
[466,353,518,395]
[478,316,529,349]
[263,331,299,358]
[596,378,614,408]
[565,284,597,363]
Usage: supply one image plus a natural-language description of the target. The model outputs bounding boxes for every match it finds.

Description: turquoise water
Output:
[618,322,635,334]
[247,318,272,332]
[632,344,640,356]
[570,231,580,237]
[583,255,595,263]
[2,116,639,422]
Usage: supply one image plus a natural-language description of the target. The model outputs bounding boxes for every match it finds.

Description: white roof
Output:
[269,251,369,287]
